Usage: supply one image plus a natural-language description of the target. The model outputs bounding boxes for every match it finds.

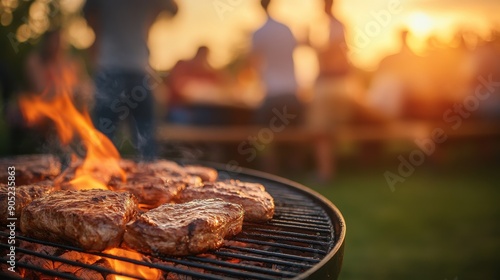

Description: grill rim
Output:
[214,164,346,280]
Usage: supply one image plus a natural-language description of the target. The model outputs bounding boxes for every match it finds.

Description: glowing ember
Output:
[104,248,161,280]
[19,69,125,190]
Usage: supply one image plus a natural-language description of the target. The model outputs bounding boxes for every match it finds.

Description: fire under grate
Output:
[0,168,343,280]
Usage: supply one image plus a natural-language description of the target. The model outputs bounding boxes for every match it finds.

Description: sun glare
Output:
[407,12,434,38]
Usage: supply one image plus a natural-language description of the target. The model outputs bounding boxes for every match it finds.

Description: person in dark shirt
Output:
[84,0,177,160]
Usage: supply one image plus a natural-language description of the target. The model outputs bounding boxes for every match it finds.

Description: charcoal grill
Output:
[0,166,345,280]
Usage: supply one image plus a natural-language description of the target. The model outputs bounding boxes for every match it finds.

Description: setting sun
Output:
[406,12,434,38]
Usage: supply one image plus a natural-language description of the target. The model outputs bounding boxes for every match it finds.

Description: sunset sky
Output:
[145,0,500,75]
[13,0,498,82]
[7,0,500,70]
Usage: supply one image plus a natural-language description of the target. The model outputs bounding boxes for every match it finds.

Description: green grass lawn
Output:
[293,155,500,280]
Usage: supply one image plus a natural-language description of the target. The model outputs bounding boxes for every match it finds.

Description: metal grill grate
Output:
[0,169,344,280]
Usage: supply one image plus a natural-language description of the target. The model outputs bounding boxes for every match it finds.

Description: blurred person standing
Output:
[167,46,229,126]
[84,0,177,161]
[251,0,302,125]
[309,0,351,181]
[366,30,416,120]
[470,37,500,120]
[250,0,303,172]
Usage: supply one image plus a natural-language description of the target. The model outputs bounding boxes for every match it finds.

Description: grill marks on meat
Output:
[21,190,137,251]
[177,180,275,222]
[0,154,61,185]
[124,199,244,256]
[0,181,54,223]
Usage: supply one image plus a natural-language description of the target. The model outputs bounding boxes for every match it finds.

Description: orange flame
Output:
[19,68,125,190]
[104,248,161,280]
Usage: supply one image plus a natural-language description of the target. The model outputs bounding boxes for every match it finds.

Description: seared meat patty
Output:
[0,154,61,185]
[183,165,218,182]
[118,159,138,173]
[139,160,217,182]
[138,160,187,176]
[0,181,54,223]
[124,199,244,256]
[177,180,274,222]
[21,189,137,251]
[108,171,190,209]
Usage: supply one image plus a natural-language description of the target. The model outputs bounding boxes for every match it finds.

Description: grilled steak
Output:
[138,160,187,176]
[139,160,217,182]
[119,159,138,173]
[183,165,218,182]
[21,189,137,251]
[0,181,54,223]
[0,154,61,185]
[177,180,275,222]
[124,199,244,256]
[108,171,189,209]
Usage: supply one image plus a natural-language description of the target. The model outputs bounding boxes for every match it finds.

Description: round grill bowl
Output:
[0,159,346,280]
[211,164,346,280]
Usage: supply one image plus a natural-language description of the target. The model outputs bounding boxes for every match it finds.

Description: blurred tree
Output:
[0,0,88,155]
[0,0,68,91]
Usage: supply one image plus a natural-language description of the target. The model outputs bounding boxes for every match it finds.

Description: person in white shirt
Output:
[249,0,304,173]
[251,0,303,126]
